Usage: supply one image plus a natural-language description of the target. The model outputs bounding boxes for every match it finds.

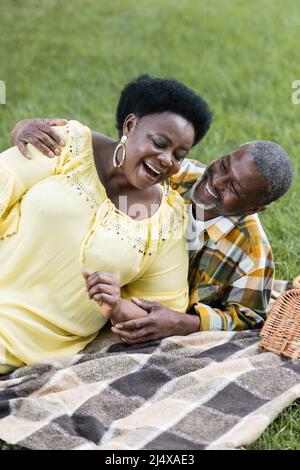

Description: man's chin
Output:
[191,185,220,211]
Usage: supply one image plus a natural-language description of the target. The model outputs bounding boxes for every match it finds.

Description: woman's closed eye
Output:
[151,138,187,162]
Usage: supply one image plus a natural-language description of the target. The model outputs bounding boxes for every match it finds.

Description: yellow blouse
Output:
[0,120,189,373]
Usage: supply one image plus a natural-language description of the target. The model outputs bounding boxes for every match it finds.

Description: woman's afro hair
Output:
[116,75,212,146]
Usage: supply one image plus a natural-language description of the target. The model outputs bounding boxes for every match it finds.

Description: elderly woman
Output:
[0,75,211,373]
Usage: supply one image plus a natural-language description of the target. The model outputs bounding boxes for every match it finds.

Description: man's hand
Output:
[111,298,200,345]
[10,118,67,159]
[83,271,121,319]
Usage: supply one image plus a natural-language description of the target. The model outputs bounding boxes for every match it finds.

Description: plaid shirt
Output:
[171,158,275,331]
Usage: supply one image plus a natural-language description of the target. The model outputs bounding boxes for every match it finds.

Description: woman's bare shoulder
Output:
[92,130,116,149]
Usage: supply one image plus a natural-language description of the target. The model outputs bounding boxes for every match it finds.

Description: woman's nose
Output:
[158,150,173,169]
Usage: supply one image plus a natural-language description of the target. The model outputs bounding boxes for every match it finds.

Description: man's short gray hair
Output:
[245,140,293,205]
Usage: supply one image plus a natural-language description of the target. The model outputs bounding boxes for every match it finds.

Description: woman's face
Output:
[121,112,195,189]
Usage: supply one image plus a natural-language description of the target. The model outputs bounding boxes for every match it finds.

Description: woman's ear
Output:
[122,113,138,137]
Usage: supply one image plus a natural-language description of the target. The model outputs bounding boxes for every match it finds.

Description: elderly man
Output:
[10,119,293,343]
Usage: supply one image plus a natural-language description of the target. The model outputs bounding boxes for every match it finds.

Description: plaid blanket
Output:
[0,282,299,450]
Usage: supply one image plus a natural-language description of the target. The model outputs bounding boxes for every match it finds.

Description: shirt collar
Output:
[205,214,244,243]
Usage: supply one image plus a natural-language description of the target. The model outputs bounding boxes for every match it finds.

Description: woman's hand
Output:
[83,271,122,320]
[10,118,67,159]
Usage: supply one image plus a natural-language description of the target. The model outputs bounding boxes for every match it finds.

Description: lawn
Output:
[0,0,299,450]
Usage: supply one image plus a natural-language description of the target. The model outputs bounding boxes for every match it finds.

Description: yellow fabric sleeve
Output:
[0,122,77,239]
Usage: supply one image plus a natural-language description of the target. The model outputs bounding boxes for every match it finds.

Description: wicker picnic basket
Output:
[260,276,300,359]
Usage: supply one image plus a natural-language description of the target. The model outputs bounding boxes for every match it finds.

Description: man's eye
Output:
[221,157,227,171]
[230,182,239,197]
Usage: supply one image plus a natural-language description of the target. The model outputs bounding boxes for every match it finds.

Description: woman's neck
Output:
[91,131,163,219]
[92,132,132,192]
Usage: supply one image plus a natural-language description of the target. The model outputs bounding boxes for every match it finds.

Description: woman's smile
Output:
[139,159,165,184]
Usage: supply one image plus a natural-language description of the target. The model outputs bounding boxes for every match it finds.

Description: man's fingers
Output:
[113,316,151,331]
[44,118,68,127]
[119,335,156,345]
[28,137,56,158]
[18,142,32,159]
[112,326,156,344]
[82,271,90,280]
[29,130,58,156]
[39,121,66,146]
[124,335,158,345]
[131,297,157,311]
[35,128,62,154]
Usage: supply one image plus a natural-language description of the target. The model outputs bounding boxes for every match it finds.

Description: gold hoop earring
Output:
[113,135,128,168]
[163,179,171,196]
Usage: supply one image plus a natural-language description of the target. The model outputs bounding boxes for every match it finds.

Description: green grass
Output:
[0,0,299,450]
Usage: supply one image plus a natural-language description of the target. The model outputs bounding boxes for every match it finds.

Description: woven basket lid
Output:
[260,288,300,359]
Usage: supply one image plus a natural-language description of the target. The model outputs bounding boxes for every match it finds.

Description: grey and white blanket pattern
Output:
[0,281,299,450]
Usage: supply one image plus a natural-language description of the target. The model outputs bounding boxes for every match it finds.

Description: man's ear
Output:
[122,113,138,137]
[243,205,267,216]
[255,205,267,213]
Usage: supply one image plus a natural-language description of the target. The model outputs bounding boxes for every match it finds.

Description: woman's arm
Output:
[0,121,73,239]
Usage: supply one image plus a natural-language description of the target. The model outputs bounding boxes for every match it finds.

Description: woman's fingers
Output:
[85,272,119,290]
[88,283,116,298]
[93,293,115,305]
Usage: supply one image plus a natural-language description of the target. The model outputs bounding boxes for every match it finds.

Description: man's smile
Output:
[205,178,219,199]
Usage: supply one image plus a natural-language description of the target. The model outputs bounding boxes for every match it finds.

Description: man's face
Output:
[191,145,267,218]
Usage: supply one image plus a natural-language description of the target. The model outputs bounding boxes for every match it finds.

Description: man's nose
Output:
[157,150,173,168]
